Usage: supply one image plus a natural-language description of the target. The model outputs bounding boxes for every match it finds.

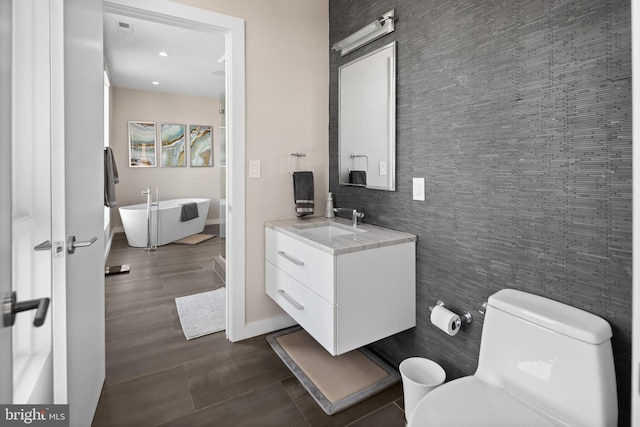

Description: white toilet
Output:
[408,289,618,427]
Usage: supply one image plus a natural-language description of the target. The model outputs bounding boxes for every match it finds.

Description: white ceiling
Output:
[103,11,226,98]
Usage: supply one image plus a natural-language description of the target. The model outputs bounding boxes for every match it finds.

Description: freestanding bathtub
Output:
[119,198,211,247]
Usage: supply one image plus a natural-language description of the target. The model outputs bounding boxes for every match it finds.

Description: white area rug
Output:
[175,288,226,340]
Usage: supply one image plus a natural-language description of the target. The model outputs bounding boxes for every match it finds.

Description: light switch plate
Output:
[249,160,261,178]
[379,161,387,176]
[413,178,425,201]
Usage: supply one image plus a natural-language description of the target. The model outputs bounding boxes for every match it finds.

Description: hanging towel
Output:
[181,202,199,221]
[293,171,314,217]
[349,170,367,185]
[104,147,119,207]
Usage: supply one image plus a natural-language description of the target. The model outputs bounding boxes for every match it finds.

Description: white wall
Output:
[110,87,223,229]
[174,0,330,324]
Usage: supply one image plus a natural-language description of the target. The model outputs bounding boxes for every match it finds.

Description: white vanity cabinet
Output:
[265,220,416,356]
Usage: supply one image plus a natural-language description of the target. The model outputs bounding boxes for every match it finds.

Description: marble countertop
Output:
[265,216,417,255]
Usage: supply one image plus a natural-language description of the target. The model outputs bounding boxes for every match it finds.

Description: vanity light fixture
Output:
[332,9,396,56]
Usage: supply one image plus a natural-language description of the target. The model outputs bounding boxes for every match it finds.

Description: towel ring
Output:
[288,153,314,175]
[348,153,368,173]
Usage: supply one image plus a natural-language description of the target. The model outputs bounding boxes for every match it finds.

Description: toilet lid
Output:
[408,377,560,427]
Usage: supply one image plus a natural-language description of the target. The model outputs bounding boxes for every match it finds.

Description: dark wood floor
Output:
[92,225,405,427]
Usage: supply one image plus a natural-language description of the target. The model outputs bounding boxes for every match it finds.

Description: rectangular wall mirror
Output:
[339,41,396,191]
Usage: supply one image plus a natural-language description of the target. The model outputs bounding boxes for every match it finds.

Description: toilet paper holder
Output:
[428,301,473,326]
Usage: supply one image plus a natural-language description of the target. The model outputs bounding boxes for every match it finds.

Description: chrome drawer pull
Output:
[276,251,304,266]
[277,289,304,311]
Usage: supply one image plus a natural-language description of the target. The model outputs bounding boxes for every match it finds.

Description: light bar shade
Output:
[332,10,395,56]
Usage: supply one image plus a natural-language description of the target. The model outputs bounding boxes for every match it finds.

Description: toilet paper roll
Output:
[430,305,460,336]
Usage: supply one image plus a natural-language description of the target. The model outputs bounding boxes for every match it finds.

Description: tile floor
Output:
[92,226,405,427]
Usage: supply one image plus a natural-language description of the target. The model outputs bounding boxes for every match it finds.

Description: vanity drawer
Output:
[265,228,335,303]
[265,261,335,354]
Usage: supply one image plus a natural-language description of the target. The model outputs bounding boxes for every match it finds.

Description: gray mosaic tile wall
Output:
[329,1,632,424]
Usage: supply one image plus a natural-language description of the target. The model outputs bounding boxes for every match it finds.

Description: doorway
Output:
[103,0,246,341]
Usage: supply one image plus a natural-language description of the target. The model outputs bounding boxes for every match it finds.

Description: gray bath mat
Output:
[175,288,225,340]
[267,326,400,415]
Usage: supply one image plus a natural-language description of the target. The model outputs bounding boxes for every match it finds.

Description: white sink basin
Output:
[297,222,365,239]
[303,225,356,239]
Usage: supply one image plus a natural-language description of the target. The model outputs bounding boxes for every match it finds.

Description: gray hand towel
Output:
[293,171,314,217]
[349,170,367,185]
[180,202,199,221]
[104,147,119,207]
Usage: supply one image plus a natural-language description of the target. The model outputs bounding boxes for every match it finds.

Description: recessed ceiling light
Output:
[152,81,160,85]
[159,51,169,57]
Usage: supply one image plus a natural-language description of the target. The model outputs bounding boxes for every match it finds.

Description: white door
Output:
[60,0,106,424]
[1,0,105,423]
[0,0,13,406]
[2,0,56,405]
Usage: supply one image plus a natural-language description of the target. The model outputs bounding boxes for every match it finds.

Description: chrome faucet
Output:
[333,207,365,227]
[141,187,158,251]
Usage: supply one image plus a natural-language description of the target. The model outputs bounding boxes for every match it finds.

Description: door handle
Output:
[3,291,50,327]
[34,240,52,251]
[67,235,97,254]
[34,240,65,257]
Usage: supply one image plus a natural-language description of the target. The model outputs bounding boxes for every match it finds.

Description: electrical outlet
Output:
[379,161,387,176]
[413,178,425,201]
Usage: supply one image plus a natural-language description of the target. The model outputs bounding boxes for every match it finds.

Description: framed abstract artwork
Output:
[189,125,213,167]
[128,121,156,167]
[160,124,186,167]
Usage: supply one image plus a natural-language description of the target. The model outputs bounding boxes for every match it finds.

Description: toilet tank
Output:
[476,289,617,427]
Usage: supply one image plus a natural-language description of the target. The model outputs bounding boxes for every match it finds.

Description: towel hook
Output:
[288,153,314,175]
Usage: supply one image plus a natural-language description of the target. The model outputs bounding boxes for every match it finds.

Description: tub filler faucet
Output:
[142,187,159,251]
[333,207,365,227]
